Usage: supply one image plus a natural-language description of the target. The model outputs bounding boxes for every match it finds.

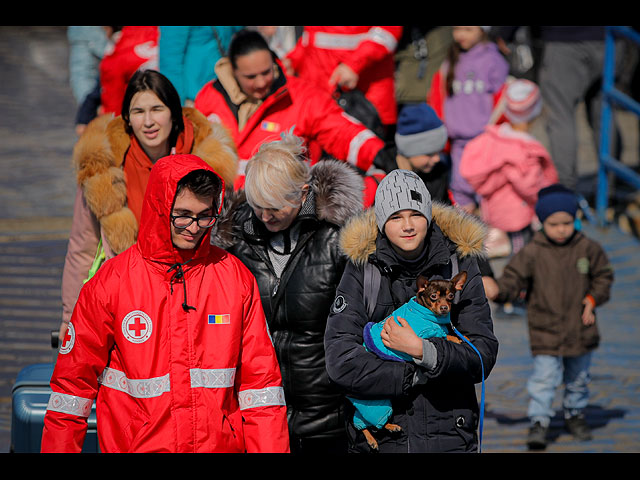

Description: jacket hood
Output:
[339,202,488,266]
[480,124,549,164]
[212,159,363,248]
[137,154,225,265]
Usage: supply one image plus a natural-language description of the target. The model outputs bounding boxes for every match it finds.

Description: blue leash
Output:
[452,326,485,454]
[448,253,485,453]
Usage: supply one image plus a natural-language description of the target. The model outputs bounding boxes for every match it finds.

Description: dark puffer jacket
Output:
[212,159,364,442]
[324,205,499,453]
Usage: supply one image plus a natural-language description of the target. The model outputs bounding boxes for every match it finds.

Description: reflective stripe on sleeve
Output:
[347,129,377,167]
[368,27,398,52]
[190,368,236,389]
[47,392,93,418]
[313,28,397,53]
[98,367,170,399]
[314,32,367,50]
[238,386,286,410]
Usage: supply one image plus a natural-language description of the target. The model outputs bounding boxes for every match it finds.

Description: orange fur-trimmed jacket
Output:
[61,107,238,325]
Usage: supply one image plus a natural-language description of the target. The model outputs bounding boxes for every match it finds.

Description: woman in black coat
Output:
[212,134,364,454]
[324,169,499,453]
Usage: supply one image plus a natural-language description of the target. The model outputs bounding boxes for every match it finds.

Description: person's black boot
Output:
[526,421,548,450]
[565,413,592,441]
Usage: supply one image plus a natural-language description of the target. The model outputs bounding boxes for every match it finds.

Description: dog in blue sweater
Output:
[351,271,468,450]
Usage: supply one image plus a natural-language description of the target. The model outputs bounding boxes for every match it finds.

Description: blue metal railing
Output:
[597,26,640,225]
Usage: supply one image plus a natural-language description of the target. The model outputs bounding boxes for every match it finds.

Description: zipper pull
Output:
[272,278,280,296]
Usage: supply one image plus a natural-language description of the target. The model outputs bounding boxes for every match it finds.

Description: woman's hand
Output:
[380,316,423,360]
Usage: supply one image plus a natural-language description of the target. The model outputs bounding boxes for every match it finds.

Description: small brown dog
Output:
[360,271,468,450]
[415,271,468,344]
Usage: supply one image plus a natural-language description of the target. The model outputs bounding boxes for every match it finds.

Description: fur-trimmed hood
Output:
[212,159,364,249]
[339,202,488,266]
[72,107,237,255]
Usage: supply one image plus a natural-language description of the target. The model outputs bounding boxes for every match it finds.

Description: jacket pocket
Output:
[223,409,246,452]
[123,407,151,448]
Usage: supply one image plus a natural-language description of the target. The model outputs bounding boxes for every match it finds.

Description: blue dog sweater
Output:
[349,298,450,430]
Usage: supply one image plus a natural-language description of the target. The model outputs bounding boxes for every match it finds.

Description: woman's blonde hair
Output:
[245,133,311,210]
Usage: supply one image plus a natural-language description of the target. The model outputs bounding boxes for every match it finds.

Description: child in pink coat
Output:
[460,79,558,256]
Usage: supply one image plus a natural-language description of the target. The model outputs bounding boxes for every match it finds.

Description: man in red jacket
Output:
[194,29,395,205]
[41,154,289,453]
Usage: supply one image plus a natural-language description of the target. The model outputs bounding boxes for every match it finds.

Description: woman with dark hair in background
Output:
[194,29,390,206]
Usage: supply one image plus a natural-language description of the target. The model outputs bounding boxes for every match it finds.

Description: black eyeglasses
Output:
[171,214,217,229]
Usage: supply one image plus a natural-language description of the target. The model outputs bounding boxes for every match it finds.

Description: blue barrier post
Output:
[597,26,640,226]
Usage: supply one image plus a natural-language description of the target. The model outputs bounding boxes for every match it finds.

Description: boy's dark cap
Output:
[535,183,578,223]
[394,103,447,157]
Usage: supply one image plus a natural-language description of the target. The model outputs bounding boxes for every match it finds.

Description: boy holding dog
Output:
[324,169,498,453]
[485,184,614,450]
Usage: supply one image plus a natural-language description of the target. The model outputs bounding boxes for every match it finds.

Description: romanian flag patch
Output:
[261,121,280,132]
[208,314,230,325]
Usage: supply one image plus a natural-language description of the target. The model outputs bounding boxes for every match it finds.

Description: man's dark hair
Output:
[176,170,222,209]
[228,29,276,68]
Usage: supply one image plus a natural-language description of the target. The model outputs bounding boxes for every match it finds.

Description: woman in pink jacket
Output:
[460,79,558,256]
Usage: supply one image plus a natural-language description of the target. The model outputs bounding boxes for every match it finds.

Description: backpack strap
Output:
[363,260,381,319]
[84,238,106,284]
[449,252,462,304]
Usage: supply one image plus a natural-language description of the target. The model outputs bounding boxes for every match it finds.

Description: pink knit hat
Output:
[504,79,543,124]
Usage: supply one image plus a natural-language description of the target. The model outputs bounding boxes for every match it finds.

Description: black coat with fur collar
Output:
[212,159,364,443]
[324,205,499,453]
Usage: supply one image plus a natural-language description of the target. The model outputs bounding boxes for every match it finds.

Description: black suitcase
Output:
[11,362,99,453]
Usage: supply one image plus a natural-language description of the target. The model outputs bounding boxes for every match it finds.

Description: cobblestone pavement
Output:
[483,223,640,453]
[1,26,639,454]
[0,26,76,452]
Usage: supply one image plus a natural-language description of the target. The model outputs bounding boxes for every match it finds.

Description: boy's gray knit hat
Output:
[374,169,432,232]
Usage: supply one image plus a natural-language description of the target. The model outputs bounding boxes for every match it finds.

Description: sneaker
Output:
[565,414,592,441]
[527,421,548,450]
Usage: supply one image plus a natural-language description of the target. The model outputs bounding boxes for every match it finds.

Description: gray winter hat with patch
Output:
[374,169,432,232]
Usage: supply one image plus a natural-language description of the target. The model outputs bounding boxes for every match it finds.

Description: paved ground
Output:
[483,223,640,453]
[1,26,639,454]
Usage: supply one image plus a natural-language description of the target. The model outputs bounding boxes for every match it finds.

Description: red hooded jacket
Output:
[41,154,289,453]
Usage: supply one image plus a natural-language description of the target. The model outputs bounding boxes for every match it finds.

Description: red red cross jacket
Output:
[285,26,403,126]
[41,154,289,453]
[194,62,384,191]
[99,26,159,115]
